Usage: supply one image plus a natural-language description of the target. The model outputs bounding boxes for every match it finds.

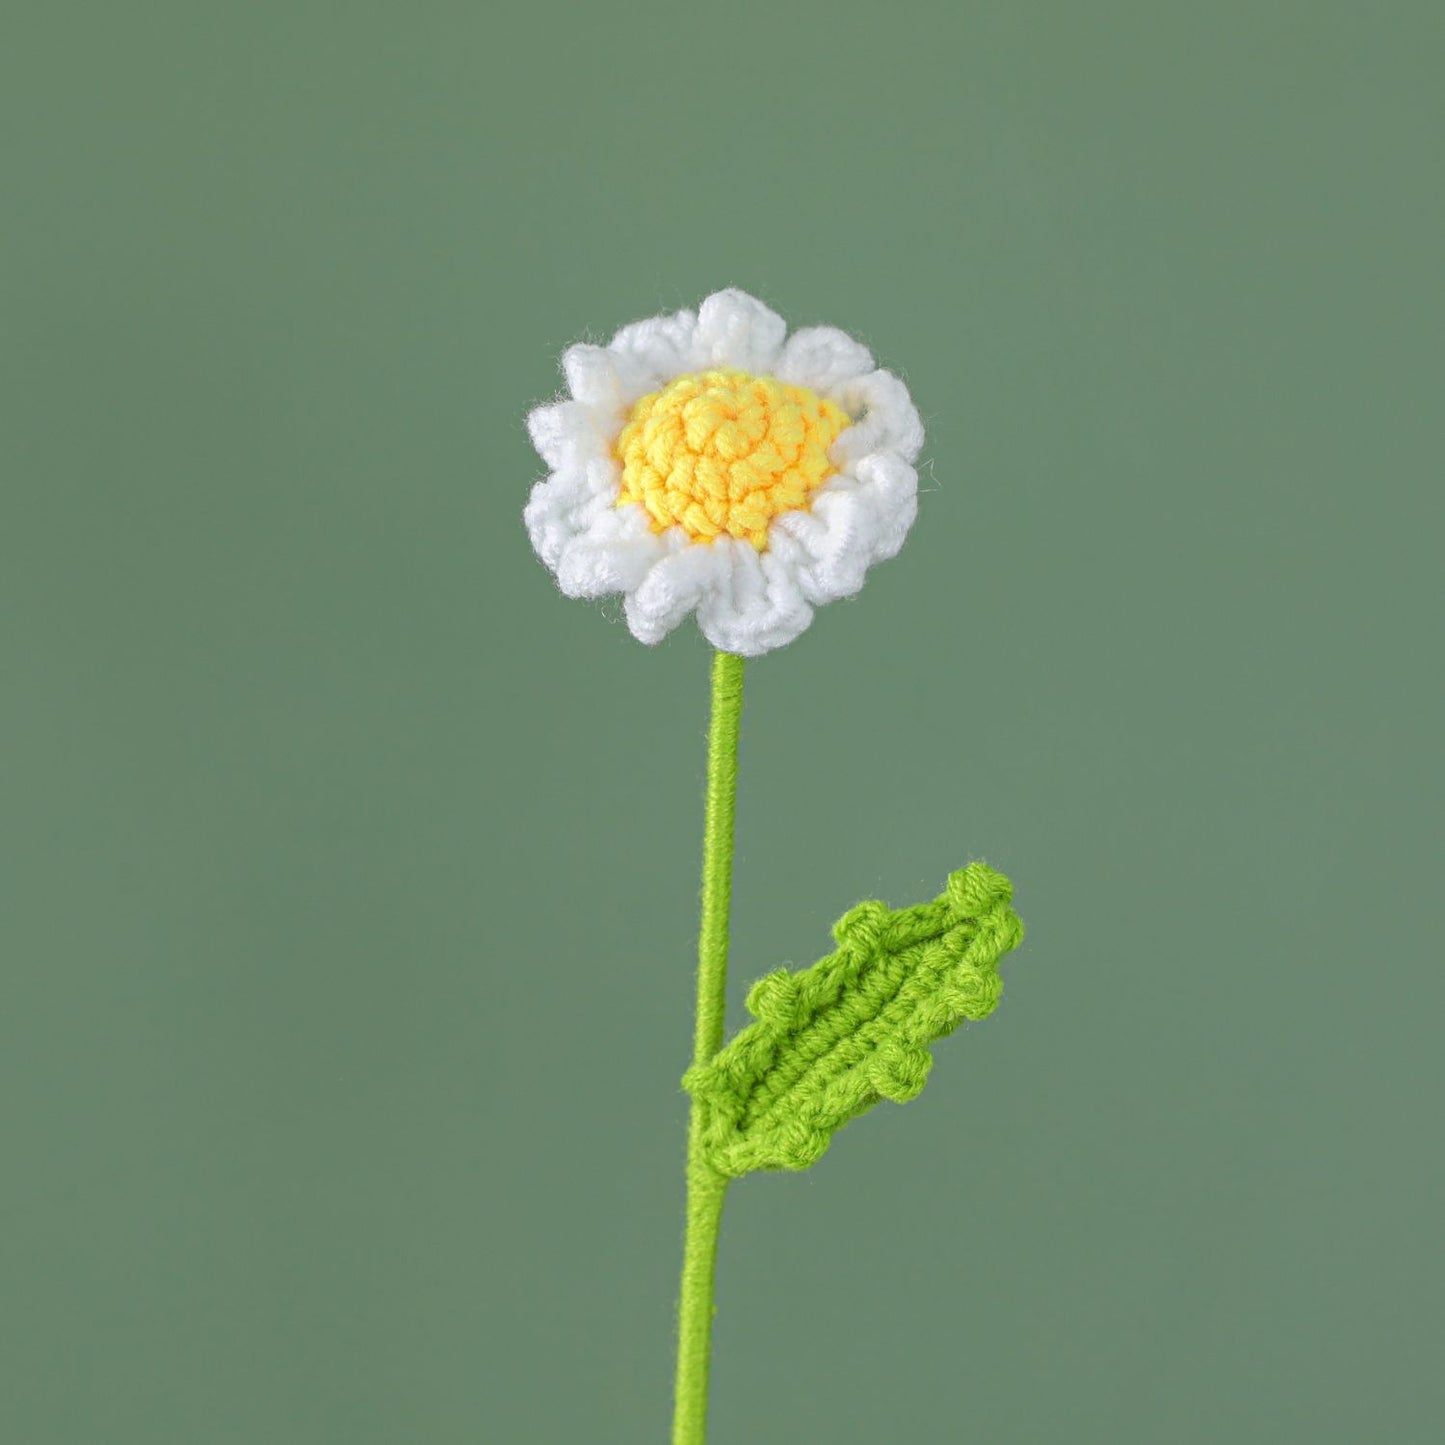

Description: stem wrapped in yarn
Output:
[684,863,1024,1178]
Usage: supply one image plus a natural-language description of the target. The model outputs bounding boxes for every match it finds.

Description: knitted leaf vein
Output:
[684,863,1024,1177]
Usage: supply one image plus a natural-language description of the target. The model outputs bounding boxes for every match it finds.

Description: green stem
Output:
[672,649,746,1445]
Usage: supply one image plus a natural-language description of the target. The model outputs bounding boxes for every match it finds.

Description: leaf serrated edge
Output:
[685,863,1024,1177]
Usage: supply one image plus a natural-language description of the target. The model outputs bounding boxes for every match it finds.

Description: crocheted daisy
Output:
[524,288,924,656]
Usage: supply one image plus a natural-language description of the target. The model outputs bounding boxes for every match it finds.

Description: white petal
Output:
[608,309,699,390]
[830,369,925,465]
[765,455,919,608]
[526,399,610,469]
[524,471,592,570]
[560,344,635,411]
[766,492,874,605]
[523,458,619,571]
[693,289,787,373]
[623,535,728,646]
[552,504,665,599]
[775,325,874,392]
[845,452,919,560]
[694,539,814,656]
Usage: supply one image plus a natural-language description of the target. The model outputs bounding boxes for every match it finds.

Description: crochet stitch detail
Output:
[684,863,1024,1177]
[614,368,851,549]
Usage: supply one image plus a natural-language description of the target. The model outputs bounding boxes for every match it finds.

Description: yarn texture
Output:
[524,288,924,656]
[673,651,746,1445]
[615,369,851,548]
[685,863,1024,1177]
[523,292,1030,1445]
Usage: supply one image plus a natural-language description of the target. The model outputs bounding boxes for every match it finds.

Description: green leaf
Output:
[684,863,1024,1177]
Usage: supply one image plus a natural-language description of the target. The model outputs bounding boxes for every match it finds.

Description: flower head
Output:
[524,288,923,656]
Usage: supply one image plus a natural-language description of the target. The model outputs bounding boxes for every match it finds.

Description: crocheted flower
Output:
[524,288,924,656]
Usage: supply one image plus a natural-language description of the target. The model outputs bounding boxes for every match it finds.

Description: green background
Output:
[5,3,1442,1441]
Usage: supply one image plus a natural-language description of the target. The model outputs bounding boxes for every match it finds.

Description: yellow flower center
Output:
[613,369,851,549]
